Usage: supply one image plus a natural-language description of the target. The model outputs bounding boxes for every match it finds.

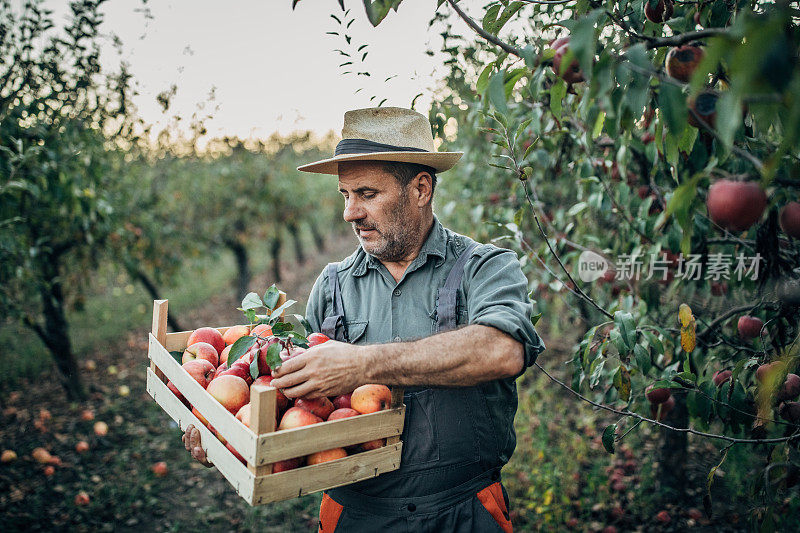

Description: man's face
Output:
[338,161,423,262]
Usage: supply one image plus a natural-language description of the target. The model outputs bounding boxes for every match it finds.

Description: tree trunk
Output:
[657,393,688,501]
[270,235,282,283]
[30,267,85,400]
[224,239,251,301]
[308,219,326,253]
[124,262,183,331]
[288,223,305,264]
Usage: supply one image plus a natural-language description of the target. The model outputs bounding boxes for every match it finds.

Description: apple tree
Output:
[0,0,141,399]
[312,0,800,526]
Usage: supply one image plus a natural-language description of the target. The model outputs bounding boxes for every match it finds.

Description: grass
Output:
[0,234,284,392]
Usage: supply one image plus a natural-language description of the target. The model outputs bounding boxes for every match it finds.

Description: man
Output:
[183,107,545,532]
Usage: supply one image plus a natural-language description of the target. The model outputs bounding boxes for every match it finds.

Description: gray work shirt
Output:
[305,216,546,468]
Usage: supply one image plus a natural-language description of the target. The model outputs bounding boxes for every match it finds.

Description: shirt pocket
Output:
[344,320,368,344]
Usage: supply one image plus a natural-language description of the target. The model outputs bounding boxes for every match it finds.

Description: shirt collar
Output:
[352,216,448,277]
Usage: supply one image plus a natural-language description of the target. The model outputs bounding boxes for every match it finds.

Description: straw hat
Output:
[297,107,463,175]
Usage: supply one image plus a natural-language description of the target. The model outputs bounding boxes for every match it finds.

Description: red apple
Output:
[351,384,392,414]
[226,442,246,464]
[644,0,673,23]
[706,180,767,232]
[665,45,705,82]
[307,447,347,465]
[278,407,323,430]
[712,370,732,387]
[738,315,764,340]
[359,438,386,451]
[206,375,250,414]
[250,324,272,339]
[75,441,90,453]
[552,42,584,84]
[778,374,800,402]
[756,361,785,384]
[253,375,289,411]
[222,325,250,346]
[235,403,251,428]
[327,408,360,421]
[656,510,671,524]
[187,327,225,356]
[332,393,352,410]
[779,202,800,239]
[218,345,232,367]
[219,359,254,385]
[151,461,168,477]
[295,397,335,420]
[191,407,210,428]
[779,401,800,423]
[271,457,303,472]
[182,342,219,366]
[650,395,675,421]
[645,384,671,404]
[687,91,718,129]
[307,332,330,347]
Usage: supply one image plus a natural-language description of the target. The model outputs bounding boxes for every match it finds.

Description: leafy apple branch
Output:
[533,360,800,445]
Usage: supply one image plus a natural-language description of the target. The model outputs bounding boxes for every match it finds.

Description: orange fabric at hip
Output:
[318,493,344,532]
[476,482,513,533]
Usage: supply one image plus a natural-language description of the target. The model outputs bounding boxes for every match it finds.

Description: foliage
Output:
[340,0,800,527]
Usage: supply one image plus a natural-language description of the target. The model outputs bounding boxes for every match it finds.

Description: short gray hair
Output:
[379,161,437,195]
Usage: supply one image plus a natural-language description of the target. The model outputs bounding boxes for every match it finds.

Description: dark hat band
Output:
[334,138,429,156]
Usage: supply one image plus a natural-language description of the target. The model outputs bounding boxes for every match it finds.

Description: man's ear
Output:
[413,172,433,207]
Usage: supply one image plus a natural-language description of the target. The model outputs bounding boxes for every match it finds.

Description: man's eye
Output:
[362,192,375,199]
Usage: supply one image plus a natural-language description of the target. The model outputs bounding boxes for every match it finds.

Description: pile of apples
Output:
[167,326,393,472]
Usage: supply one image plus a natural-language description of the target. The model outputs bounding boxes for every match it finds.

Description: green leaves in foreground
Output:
[602,424,617,454]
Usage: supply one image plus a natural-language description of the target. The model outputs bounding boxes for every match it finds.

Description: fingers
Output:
[271,366,312,390]
[271,353,307,378]
[280,381,318,400]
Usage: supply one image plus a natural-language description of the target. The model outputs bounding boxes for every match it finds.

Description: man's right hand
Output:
[182,424,214,468]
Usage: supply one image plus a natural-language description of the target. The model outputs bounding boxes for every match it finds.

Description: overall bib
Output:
[318,242,513,533]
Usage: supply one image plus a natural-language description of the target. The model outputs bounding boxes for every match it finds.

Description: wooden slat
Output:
[146,368,255,503]
[150,300,169,382]
[148,334,257,463]
[386,387,405,446]
[251,443,403,504]
[255,407,405,465]
[248,385,275,476]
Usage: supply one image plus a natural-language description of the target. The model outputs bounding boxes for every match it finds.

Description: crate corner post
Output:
[248,385,276,478]
[150,299,169,381]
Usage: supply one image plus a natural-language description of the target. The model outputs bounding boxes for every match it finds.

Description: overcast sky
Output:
[60,0,454,139]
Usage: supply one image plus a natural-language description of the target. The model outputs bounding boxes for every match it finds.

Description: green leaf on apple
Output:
[269,299,297,321]
[229,336,256,367]
[263,285,281,310]
[288,331,309,348]
[602,424,617,454]
[243,308,258,324]
[265,342,282,370]
[271,322,293,336]
[240,292,263,311]
[293,314,313,336]
[249,355,259,380]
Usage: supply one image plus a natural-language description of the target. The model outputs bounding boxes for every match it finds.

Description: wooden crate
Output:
[146,299,405,505]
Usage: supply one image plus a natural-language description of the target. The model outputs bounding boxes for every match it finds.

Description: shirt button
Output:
[393,336,401,342]
[393,289,401,296]
[407,503,416,512]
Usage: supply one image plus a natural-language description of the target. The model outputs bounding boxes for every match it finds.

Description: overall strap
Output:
[436,241,478,333]
[320,263,349,342]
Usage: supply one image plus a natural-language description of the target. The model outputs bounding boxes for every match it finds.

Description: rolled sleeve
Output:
[464,245,546,377]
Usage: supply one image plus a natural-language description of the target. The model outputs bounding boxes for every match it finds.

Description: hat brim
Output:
[297,151,463,175]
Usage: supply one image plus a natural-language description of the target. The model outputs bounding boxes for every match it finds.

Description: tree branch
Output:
[446,0,526,59]
[533,361,800,444]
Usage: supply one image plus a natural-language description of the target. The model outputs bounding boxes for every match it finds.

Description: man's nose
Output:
[343,199,365,223]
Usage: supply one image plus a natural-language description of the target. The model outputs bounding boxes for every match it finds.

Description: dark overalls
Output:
[318,242,513,532]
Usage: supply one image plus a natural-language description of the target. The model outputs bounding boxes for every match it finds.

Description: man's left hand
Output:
[270,340,367,399]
